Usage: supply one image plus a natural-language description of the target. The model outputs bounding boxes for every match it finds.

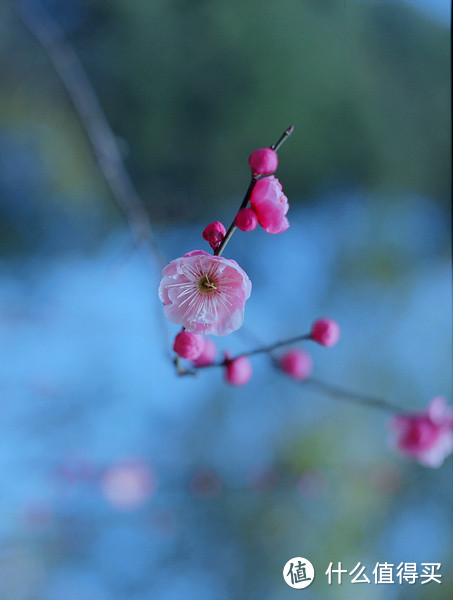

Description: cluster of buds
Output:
[171,316,341,388]
[236,148,289,234]
[157,128,452,469]
[203,147,289,241]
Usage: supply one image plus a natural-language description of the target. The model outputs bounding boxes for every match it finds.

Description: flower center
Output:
[198,274,217,294]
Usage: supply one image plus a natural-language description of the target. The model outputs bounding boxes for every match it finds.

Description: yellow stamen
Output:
[198,274,217,294]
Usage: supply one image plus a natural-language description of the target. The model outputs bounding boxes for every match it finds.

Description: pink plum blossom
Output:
[280,349,313,380]
[250,176,289,234]
[192,338,217,367]
[159,250,251,336]
[248,148,278,175]
[235,207,258,232]
[173,331,205,360]
[391,396,453,468]
[311,318,340,347]
[100,459,156,510]
[224,353,252,386]
[202,221,226,250]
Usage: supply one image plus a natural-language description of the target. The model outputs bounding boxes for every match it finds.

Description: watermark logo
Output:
[325,561,442,585]
[283,557,315,589]
[283,559,441,588]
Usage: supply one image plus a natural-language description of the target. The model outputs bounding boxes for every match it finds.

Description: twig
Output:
[12,0,172,361]
[12,0,166,269]
[214,177,258,257]
[271,125,294,152]
[306,377,404,413]
[192,331,311,371]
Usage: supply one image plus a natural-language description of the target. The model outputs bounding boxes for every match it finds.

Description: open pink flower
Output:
[158,250,251,336]
[391,396,453,467]
[250,176,289,234]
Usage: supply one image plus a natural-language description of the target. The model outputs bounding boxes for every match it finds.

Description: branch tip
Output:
[271,126,295,152]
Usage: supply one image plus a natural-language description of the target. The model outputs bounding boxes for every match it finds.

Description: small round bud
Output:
[224,354,252,386]
[192,338,217,367]
[248,148,278,175]
[280,349,313,380]
[311,318,340,347]
[235,208,258,232]
[173,331,205,360]
[202,221,226,250]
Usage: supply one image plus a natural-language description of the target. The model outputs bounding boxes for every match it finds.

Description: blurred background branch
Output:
[11,0,166,268]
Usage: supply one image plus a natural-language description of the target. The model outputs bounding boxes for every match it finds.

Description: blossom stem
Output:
[214,125,294,258]
[195,332,312,369]
[305,377,404,413]
[214,177,258,257]
[238,332,311,359]
[179,351,405,413]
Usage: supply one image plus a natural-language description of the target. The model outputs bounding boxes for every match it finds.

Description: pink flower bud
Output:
[192,338,217,367]
[391,397,453,467]
[311,318,340,347]
[202,221,226,250]
[280,349,313,380]
[173,331,205,360]
[250,176,289,234]
[235,207,258,232]
[248,148,278,175]
[224,353,252,386]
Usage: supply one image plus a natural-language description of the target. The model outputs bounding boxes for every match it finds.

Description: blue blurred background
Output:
[0,1,451,599]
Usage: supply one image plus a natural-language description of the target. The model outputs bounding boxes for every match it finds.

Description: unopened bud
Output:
[173,331,205,360]
[224,353,252,386]
[280,349,313,380]
[248,148,278,175]
[202,221,226,250]
[235,207,258,232]
[311,318,340,347]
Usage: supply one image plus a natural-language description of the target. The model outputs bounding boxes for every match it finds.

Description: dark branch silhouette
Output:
[12,0,166,269]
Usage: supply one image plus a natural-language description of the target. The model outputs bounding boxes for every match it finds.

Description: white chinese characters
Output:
[325,562,441,585]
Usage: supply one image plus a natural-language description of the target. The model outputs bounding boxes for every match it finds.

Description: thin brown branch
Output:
[306,377,404,413]
[12,0,166,269]
[12,0,173,361]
